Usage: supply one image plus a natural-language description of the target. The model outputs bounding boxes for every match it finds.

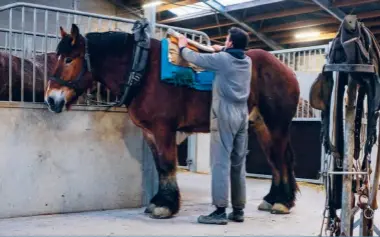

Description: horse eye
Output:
[65,57,73,64]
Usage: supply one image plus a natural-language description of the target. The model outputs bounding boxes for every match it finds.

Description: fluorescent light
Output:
[168,2,211,16]
[216,0,252,6]
[295,31,321,39]
[142,1,163,8]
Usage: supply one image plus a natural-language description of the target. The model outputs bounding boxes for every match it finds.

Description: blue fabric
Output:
[160,38,214,91]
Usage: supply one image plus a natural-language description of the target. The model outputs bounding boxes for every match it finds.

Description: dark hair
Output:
[228,27,249,50]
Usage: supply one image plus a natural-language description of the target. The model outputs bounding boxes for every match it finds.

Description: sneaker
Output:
[228,209,244,222]
[197,209,228,225]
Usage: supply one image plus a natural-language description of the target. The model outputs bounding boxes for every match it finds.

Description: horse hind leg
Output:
[249,107,298,214]
[249,107,279,212]
[142,124,180,219]
[272,136,298,214]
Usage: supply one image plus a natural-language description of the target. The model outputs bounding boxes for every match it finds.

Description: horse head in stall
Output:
[45,21,301,218]
[309,15,380,236]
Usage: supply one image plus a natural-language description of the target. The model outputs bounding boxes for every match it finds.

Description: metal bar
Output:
[311,0,346,22]
[66,13,71,30]
[8,8,12,102]
[86,16,92,105]
[96,17,102,104]
[33,8,37,103]
[21,6,25,102]
[201,0,283,50]
[0,28,58,39]
[0,101,128,112]
[44,10,48,91]
[107,20,112,103]
[340,75,357,236]
[269,44,327,54]
[326,171,368,175]
[56,12,60,45]
[246,173,322,184]
[0,46,45,54]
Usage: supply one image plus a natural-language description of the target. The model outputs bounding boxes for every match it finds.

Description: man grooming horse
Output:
[178,27,252,225]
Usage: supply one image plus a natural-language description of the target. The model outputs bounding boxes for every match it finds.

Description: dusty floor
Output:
[0,171,378,236]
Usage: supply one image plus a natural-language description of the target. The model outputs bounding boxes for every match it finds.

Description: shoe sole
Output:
[228,217,244,223]
[198,221,228,225]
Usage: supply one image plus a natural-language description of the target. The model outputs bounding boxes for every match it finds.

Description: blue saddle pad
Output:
[160,38,214,91]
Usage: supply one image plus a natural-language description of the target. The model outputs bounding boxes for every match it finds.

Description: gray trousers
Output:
[210,100,248,209]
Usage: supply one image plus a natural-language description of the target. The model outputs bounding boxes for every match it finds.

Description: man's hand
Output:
[178,35,188,48]
[212,44,224,52]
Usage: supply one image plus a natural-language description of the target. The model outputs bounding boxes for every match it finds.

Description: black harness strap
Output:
[116,18,151,107]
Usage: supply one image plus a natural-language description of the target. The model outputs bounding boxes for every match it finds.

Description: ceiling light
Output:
[142,1,163,8]
[295,31,321,39]
[168,2,211,16]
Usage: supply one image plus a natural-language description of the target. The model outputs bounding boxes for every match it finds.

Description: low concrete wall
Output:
[0,107,151,219]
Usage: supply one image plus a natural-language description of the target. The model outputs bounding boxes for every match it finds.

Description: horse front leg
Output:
[143,124,180,219]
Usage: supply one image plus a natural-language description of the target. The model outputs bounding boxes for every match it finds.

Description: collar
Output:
[224,48,245,59]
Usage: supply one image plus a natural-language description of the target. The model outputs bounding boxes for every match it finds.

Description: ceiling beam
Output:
[202,0,284,50]
[311,0,346,21]
[158,0,287,23]
[157,0,199,13]
[261,17,339,33]
[333,0,379,8]
[193,5,322,31]
[209,10,380,42]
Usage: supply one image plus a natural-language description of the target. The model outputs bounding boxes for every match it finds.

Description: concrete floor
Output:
[0,171,378,236]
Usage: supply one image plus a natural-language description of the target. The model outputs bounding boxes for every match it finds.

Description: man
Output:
[178,27,252,225]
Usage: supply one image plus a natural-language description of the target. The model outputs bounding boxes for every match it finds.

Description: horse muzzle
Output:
[45,95,65,113]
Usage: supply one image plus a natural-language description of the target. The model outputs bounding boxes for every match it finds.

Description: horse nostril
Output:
[47,96,55,107]
[57,99,64,109]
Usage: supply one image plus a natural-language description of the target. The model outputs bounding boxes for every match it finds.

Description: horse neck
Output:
[88,33,157,99]
[86,31,135,95]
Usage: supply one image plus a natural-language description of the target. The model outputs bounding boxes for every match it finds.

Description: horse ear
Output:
[70,24,80,46]
[60,26,67,38]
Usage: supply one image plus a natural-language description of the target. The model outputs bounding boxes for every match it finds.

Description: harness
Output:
[116,18,151,107]
[50,19,151,107]
[311,16,380,236]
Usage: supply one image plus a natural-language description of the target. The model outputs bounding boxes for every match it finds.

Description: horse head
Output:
[45,24,94,113]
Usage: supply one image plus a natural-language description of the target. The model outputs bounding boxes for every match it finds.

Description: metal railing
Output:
[0,2,211,109]
[269,44,329,120]
[270,44,328,72]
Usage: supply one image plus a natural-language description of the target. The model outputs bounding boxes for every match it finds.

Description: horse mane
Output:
[85,31,134,58]
[56,31,134,59]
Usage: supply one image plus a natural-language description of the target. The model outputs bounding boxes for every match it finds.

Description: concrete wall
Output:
[0,107,153,219]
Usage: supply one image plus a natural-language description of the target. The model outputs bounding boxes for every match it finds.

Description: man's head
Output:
[224,27,249,50]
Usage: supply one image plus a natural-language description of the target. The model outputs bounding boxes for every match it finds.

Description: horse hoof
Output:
[271,203,290,214]
[144,203,156,214]
[149,207,173,219]
[258,200,273,212]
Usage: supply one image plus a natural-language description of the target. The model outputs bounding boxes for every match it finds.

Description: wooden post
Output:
[341,74,356,236]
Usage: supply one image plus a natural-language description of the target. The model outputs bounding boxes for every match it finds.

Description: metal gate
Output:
[0,2,211,108]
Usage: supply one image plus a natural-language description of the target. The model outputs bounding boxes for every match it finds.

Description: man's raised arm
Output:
[178,35,224,71]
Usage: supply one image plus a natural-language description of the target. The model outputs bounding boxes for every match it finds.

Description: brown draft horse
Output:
[44,24,300,218]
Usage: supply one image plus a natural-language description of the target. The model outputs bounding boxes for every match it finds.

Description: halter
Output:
[49,37,92,93]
